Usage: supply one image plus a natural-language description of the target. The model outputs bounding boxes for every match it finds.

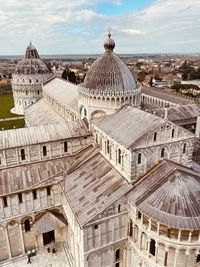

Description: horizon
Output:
[1,52,200,58]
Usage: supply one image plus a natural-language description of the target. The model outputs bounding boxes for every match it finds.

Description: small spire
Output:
[30,41,32,45]
[107,25,112,38]
[104,26,115,52]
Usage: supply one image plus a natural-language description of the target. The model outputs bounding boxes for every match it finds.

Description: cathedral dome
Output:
[82,33,137,93]
[14,42,51,75]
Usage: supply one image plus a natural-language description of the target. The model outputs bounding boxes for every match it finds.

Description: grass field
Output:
[0,93,19,118]
[0,119,25,130]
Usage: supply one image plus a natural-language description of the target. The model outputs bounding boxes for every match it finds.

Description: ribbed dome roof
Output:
[14,42,52,75]
[82,34,137,93]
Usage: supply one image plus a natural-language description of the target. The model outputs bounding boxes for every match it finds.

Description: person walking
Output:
[27,254,31,264]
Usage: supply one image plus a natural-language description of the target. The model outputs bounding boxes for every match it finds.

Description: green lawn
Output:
[0,119,25,130]
[0,93,20,118]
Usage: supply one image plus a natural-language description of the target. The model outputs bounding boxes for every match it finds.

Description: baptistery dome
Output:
[12,42,53,115]
[14,42,51,75]
[82,33,137,93]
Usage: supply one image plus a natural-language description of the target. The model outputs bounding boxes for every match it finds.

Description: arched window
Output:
[37,90,40,95]
[118,204,121,213]
[197,254,200,263]
[118,149,121,164]
[161,148,165,158]
[46,186,51,196]
[42,145,47,157]
[149,239,156,256]
[171,129,175,138]
[32,190,37,200]
[95,134,98,143]
[129,219,133,237]
[24,219,31,232]
[153,132,157,142]
[36,79,38,83]
[138,153,141,164]
[138,211,141,219]
[84,108,87,117]
[29,79,32,83]
[115,249,120,261]
[21,149,25,160]
[18,193,23,203]
[64,141,68,153]
[107,140,110,154]
[183,143,186,154]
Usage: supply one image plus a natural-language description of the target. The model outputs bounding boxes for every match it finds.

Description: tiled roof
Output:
[0,156,71,196]
[93,106,167,149]
[0,120,90,149]
[82,44,137,93]
[43,77,78,114]
[142,87,194,105]
[148,104,200,122]
[64,147,132,226]
[128,160,200,230]
[25,99,66,126]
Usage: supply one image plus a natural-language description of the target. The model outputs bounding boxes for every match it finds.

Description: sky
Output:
[0,0,200,55]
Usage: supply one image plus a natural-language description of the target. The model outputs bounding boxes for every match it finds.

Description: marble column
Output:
[5,226,12,259]
[19,223,25,254]
[174,249,179,267]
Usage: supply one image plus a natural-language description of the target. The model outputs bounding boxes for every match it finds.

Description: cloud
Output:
[120,29,145,36]
[0,0,200,54]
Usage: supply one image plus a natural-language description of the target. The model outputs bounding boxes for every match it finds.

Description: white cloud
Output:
[0,0,200,54]
[120,29,145,36]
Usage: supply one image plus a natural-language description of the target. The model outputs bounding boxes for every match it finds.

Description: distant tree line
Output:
[179,62,200,80]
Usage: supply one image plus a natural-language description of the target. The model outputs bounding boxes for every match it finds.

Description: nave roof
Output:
[43,77,78,114]
[25,98,66,126]
[0,119,90,149]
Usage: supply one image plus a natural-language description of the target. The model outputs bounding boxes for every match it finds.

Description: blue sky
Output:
[0,0,199,55]
[96,0,153,16]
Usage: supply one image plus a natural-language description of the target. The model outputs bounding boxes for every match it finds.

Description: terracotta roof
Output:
[128,160,200,230]
[64,147,132,226]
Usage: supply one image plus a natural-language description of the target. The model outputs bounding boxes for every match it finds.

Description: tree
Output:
[62,67,77,84]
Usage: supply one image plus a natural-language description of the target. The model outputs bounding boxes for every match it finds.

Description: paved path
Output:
[0,116,24,122]
[1,243,74,267]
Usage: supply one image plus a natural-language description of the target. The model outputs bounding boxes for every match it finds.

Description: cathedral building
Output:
[0,33,199,267]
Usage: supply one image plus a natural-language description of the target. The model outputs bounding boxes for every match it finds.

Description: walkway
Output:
[0,116,24,122]
[1,243,75,267]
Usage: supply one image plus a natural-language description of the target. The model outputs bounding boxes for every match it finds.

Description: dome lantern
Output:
[104,32,115,52]
[25,41,40,59]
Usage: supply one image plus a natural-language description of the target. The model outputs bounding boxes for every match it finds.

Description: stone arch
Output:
[79,105,84,115]
[90,110,106,120]
[140,232,148,251]
[159,146,169,159]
